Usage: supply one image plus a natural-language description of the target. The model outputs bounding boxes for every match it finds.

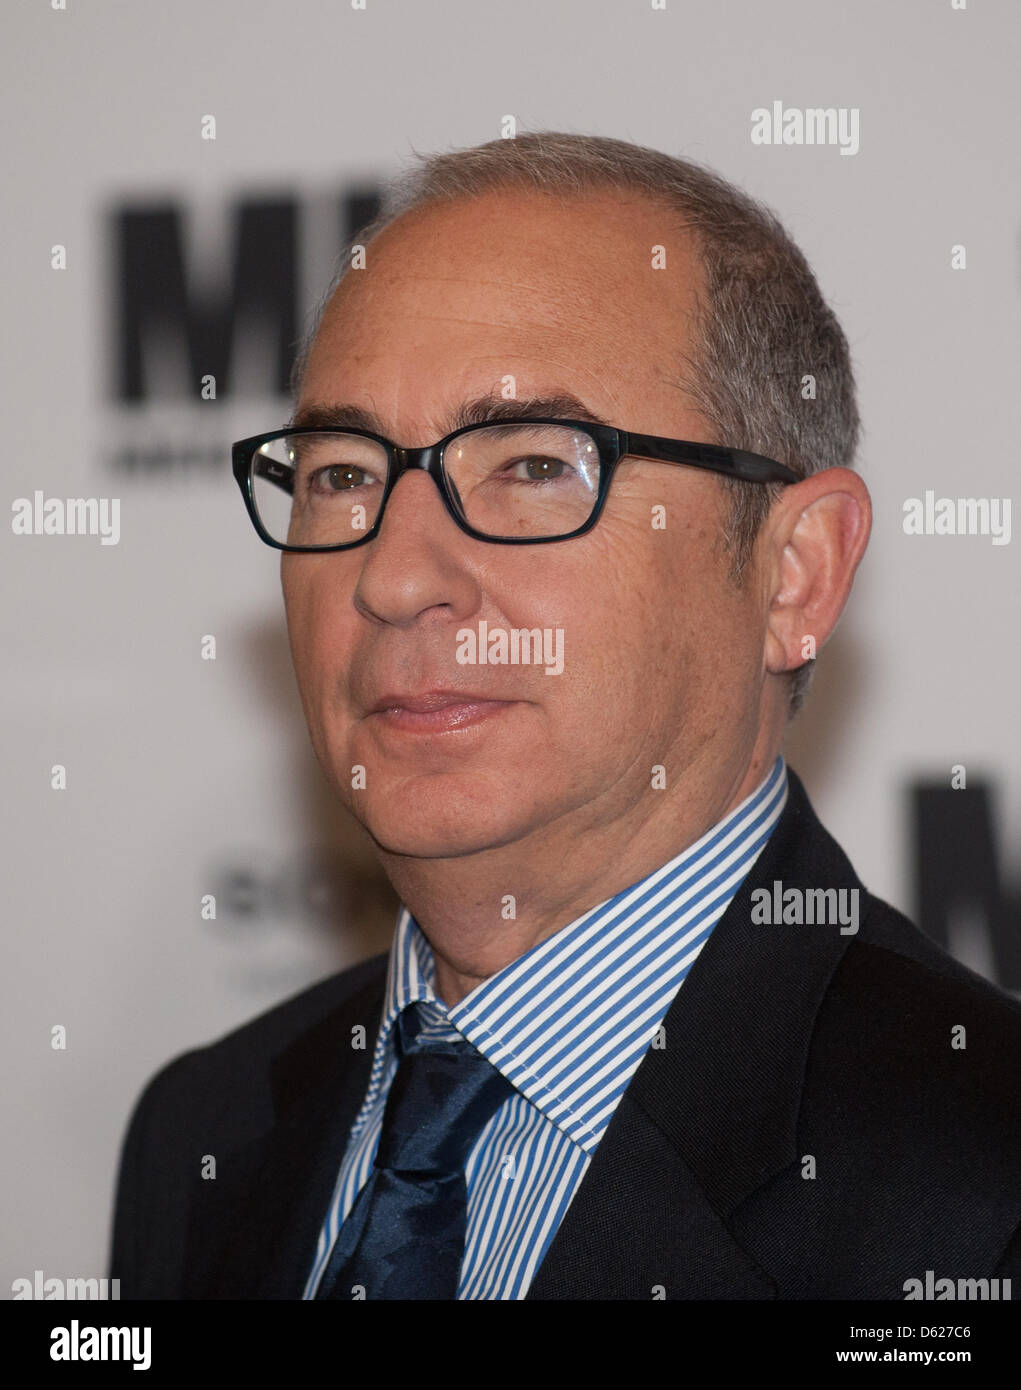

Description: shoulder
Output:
[124,952,388,1137]
[797,894,1021,1281]
[728,784,1021,1292]
[826,892,1021,1100]
[803,866,1021,1165]
[110,954,387,1294]
[781,767,1021,1080]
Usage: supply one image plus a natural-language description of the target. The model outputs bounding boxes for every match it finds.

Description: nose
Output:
[350,445,480,628]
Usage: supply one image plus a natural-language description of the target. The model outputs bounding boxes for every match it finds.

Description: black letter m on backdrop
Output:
[113,190,383,402]
[114,199,297,402]
[913,782,1021,991]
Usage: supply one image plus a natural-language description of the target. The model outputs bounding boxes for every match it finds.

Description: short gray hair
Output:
[292,130,860,716]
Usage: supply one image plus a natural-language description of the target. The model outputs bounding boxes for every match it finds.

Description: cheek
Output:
[574,526,752,717]
[281,563,351,702]
[501,540,675,723]
[281,567,316,674]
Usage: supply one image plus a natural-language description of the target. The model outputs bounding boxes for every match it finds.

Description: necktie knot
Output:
[375,1032,513,1174]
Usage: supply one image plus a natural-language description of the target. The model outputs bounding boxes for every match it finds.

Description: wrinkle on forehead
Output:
[328,273,606,342]
[334,211,699,328]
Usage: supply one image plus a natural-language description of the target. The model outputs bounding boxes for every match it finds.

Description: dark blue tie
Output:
[314,1002,514,1300]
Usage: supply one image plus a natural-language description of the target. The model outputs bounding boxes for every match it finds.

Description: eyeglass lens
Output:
[250,424,601,546]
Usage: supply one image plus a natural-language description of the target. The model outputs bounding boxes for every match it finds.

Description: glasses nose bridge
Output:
[391,441,443,476]
[383,440,458,525]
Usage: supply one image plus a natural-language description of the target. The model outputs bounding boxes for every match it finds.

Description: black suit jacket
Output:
[110,769,1021,1298]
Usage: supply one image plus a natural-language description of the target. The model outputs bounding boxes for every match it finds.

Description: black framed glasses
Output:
[232,418,800,551]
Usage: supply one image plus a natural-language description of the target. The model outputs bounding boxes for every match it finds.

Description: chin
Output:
[353,785,531,861]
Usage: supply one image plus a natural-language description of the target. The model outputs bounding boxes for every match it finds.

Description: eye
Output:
[504,455,571,483]
[312,464,373,492]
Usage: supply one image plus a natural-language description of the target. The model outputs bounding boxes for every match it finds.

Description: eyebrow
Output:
[287,391,610,436]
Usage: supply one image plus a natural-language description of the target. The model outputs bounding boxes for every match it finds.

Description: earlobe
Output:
[763,469,872,677]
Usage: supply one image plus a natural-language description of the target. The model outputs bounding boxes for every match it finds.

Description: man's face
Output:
[283,187,767,862]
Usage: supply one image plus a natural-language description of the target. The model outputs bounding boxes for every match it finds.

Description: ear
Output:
[761,467,872,678]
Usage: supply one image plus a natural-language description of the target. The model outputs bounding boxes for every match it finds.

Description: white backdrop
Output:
[2,0,1019,1294]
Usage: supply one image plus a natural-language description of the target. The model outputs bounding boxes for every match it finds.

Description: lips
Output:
[369,690,506,714]
[364,689,519,736]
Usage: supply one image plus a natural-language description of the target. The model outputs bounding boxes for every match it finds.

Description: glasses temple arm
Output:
[620,432,800,484]
[252,456,295,496]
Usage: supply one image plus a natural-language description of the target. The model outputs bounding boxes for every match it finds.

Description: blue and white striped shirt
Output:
[304,755,788,1300]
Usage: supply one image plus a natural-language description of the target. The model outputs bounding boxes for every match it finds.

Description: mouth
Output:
[366,690,518,734]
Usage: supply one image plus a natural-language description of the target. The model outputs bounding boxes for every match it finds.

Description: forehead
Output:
[322,186,704,346]
[300,187,705,436]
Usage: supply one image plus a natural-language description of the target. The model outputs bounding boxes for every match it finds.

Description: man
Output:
[110,131,1021,1300]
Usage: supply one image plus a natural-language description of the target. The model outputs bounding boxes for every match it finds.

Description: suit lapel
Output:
[527,769,860,1299]
[196,965,387,1298]
[525,1089,778,1299]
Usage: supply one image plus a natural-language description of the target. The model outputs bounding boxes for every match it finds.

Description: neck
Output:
[379,739,782,1007]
